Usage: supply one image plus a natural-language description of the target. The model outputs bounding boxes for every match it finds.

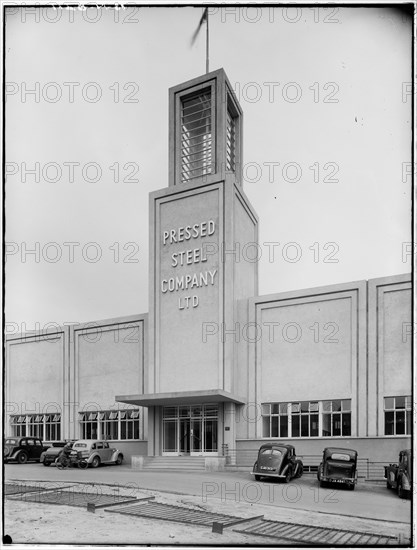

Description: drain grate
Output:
[7,488,138,508]
[234,518,401,545]
[5,483,72,495]
[106,500,253,527]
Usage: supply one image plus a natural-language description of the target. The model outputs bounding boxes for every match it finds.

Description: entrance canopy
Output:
[116,389,246,407]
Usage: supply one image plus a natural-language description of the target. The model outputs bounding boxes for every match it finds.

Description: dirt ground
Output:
[4,482,411,546]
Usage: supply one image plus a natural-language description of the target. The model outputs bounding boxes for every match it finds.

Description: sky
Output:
[4,3,413,332]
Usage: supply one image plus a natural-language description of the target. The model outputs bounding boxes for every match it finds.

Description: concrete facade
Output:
[5,70,412,466]
[5,315,148,462]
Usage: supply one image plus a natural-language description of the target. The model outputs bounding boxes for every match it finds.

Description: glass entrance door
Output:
[162,404,218,455]
[179,418,191,454]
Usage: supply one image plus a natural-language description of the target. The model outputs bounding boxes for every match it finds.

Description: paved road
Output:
[5,463,411,524]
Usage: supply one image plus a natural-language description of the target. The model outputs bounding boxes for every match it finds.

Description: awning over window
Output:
[116,389,246,407]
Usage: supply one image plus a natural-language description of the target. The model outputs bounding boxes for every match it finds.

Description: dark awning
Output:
[116,389,246,407]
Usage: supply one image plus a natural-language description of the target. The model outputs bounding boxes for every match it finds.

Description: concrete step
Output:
[143,456,206,471]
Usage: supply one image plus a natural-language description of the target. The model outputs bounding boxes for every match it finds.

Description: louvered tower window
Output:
[180,89,214,183]
[226,106,236,172]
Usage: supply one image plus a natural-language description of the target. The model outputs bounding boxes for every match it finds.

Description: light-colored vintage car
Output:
[71,439,124,468]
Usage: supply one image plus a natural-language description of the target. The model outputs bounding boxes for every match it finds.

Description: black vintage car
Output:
[317,447,358,490]
[252,443,303,482]
[4,437,50,464]
[385,449,412,499]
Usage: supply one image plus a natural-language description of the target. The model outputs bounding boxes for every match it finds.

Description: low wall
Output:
[234,437,411,466]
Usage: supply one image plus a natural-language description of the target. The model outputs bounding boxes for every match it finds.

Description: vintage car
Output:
[385,449,412,499]
[4,437,50,464]
[71,439,124,468]
[40,440,75,466]
[317,447,358,490]
[251,443,303,482]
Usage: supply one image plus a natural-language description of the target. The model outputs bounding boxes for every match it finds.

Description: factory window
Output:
[10,415,26,437]
[262,400,351,438]
[28,415,44,439]
[322,400,351,437]
[79,409,141,440]
[11,414,61,441]
[262,403,288,438]
[180,87,214,183]
[292,402,319,437]
[384,396,412,435]
[45,414,61,441]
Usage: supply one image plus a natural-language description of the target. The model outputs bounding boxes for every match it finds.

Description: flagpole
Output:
[206,9,209,74]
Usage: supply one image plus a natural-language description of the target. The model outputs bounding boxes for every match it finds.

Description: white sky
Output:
[4,4,413,331]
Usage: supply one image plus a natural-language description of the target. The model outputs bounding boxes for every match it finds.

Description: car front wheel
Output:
[91,456,100,468]
[18,452,28,464]
[43,461,51,467]
[116,455,123,466]
[284,469,291,483]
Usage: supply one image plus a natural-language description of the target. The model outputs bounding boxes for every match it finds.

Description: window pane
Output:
[396,411,405,434]
[310,414,319,436]
[309,402,319,412]
[332,400,342,412]
[406,410,412,435]
[323,401,332,412]
[322,414,331,436]
[280,416,288,437]
[342,413,351,436]
[341,400,351,412]
[385,411,394,435]
[191,406,202,417]
[384,397,395,410]
[164,421,177,452]
[292,415,300,437]
[262,416,270,437]
[301,415,309,436]
[163,407,177,419]
[333,413,341,436]
[271,403,279,415]
[261,403,270,415]
[292,403,300,413]
[395,396,406,409]
[134,422,140,439]
[271,416,278,437]
[279,403,288,415]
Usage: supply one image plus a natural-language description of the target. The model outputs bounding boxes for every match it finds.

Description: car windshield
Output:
[73,443,87,448]
[5,439,17,444]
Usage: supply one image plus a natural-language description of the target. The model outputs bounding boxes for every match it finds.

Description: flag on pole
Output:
[191,7,208,46]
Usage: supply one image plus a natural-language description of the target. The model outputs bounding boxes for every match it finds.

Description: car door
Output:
[34,439,44,460]
[100,441,113,462]
[26,439,35,460]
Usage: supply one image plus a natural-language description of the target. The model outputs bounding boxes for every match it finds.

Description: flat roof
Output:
[116,389,246,407]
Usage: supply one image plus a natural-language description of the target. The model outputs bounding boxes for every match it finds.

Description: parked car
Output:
[251,443,303,482]
[71,439,123,468]
[384,449,412,499]
[317,447,358,490]
[4,437,50,464]
[40,440,76,466]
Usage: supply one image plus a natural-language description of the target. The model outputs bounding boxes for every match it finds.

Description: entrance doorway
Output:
[163,404,218,455]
